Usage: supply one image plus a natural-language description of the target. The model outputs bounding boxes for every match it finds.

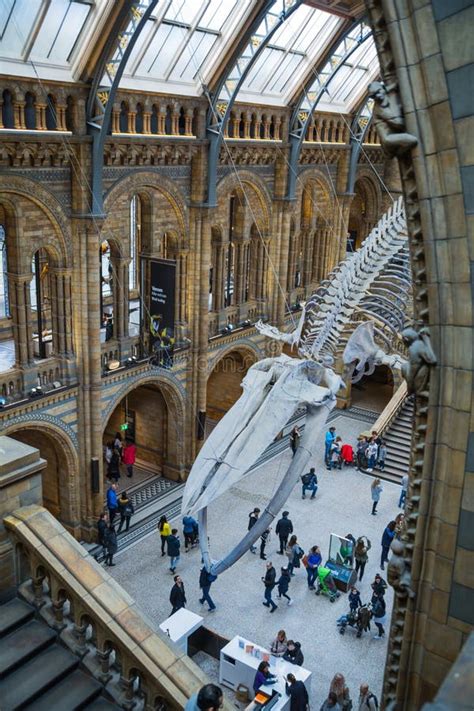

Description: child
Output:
[277,566,293,606]
[349,586,362,613]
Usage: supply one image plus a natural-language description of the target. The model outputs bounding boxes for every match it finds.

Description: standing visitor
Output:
[107,448,121,482]
[122,439,136,478]
[248,507,261,554]
[370,573,387,602]
[114,431,123,455]
[106,483,119,525]
[167,528,181,573]
[306,545,322,589]
[158,515,171,556]
[104,522,117,567]
[358,684,378,711]
[117,491,134,533]
[329,673,352,710]
[285,673,309,711]
[377,440,387,470]
[329,437,343,470]
[325,426,336,468]
[366,438,379,472]
[356,436,368,470]
[354,536,371,581]
[199,567,217,612]
[276,511,293,555]
[286,535,303,576]
[399,473,408,508]
[183,514,198,551]
[290,425,300,456]
[270,630,288,657]
[169,574,186,614]
[277,566,292,606]
[260,527,271,560]
[301,468,318,499]
[262,561,278,613]
[371,478,383,515]
[104,441,113,474]
[372,592,387,639]
[96,512,108,559]
[381,520,396,570]
[395,512,406,539]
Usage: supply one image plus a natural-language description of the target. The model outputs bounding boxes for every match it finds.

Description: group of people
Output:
[104,431,137,481]
[97,484,136,566]
[322,425,387,474]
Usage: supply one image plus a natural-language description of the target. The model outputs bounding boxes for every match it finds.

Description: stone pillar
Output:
[184,109,193,136]
[0,436,46,603]
[112,107,120,134]
[8,274,33,366]
[231,116,240,138]
[13,100,26,129]
[243,113,251,139]
[171,109,179,136]
[0,99,4,129]
[35,103,47,130]
[56,104,67,131]
[113,258,130,341]
[158,108,166,135]
[127,111,136,134]
[274,117,282,141]
[143,111,151,134]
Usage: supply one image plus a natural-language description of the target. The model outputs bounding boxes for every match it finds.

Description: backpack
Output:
[301,473,312,485]
[366,693,378,709]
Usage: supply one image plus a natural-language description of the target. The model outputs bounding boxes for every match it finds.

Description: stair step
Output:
[24,669,103,711]
[0,643,79,710]
[0,599,34,639]
[0,620,57,678]
[85,699,120,710]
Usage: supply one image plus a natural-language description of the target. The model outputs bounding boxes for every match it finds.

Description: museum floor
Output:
[108,410,400,708]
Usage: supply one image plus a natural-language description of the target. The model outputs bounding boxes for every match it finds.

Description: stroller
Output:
[315,566,341,603]
[341,443,354,466]
[337,604,371,637]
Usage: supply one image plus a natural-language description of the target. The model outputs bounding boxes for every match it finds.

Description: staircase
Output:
[0,597,119,711]
[367,396,414,484]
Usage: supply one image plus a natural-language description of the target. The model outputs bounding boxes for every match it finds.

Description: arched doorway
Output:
[350,364,394,413]
[103,381,184,481]
[206,349,258,428]
[6,425,78,525]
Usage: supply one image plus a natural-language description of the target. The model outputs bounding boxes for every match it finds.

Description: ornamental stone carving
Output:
[368,81,418,158]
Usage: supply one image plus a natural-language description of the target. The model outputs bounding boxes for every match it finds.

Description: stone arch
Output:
[207,340,262,375]
[0,175,72,263]
[103,170,188,240]
[1,419,79,527]
[216,170,272,236]
[102,371,187,480]
[206,343,261,425]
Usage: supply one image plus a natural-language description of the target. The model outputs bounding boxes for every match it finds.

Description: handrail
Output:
[371,380,408,435]
[4,505,231,711]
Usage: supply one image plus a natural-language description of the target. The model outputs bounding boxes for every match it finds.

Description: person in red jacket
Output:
[122,439,137,478]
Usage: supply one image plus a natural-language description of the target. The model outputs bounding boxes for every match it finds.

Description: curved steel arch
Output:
[205,0,305,206]
[86,1,160,215]
[286,20,373,200]
[346,92,375,194]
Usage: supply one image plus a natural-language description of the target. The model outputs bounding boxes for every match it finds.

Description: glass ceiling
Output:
[0,0,379,114]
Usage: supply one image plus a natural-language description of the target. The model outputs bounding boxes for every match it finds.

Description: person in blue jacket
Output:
[325,427,336,468]
[106,483,118,525]
[380,520,396,570]
[183,515,198,550]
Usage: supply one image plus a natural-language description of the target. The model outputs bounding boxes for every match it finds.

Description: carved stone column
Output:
[35,103,47,130]
[171,109,179,136]
[231,116,240,138]
[112,106,120,134]
[243,112,251,139]
[274,117,282,141]
[56,104,67,131]
[8,274,33,366]
[127,111,136,134]
[184,109,193,136]
[0,99,3,129]
[143,111,151,134]
[158,108,166,135]
[113,257,130,340]
[13,100,26,129]
[263,118,271,140]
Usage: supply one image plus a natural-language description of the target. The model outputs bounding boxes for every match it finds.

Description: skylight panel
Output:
[169,29,217,82]
[199,0,239,32]
[31,0,90,63]
[165,0,202,25]
[0,0,42,57]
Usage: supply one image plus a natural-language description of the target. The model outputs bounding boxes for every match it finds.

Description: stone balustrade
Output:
[4,505,221,710]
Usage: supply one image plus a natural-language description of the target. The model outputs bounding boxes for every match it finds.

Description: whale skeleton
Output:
[183,196,411,577]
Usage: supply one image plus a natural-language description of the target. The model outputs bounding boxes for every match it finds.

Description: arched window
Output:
[24,92,36,130]
[100,241,113,341]
[2,90,14,129]
[0,224,9,318]
[30,249,51,358]
[119,102,128,133]
[135,103,144,133]
[45,95,57,130]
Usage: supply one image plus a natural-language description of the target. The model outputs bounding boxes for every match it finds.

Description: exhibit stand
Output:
[220,635,311,710]
[159,609,203,654]
[325,533,357,593]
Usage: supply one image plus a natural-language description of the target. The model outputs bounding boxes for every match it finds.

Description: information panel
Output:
[149,259,176,367]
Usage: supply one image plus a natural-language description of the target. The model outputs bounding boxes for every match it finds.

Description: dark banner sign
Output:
[149,259,176,367]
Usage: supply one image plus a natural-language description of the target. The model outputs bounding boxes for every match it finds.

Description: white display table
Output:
[219,636,311,711]
[159,608,203,654]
